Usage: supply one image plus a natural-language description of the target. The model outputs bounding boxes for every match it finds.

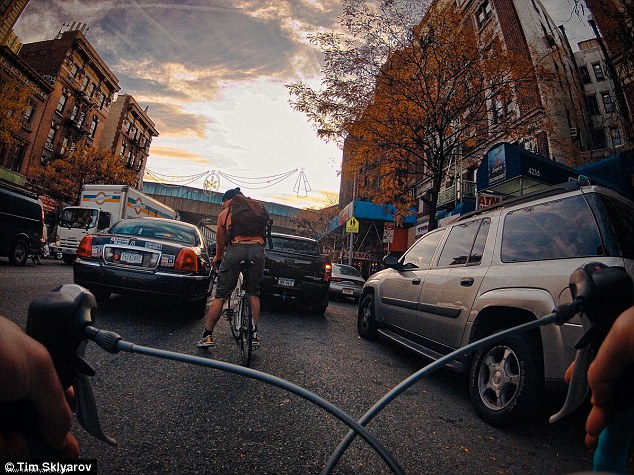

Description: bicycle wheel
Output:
[239,296,253,367]
[228,275,243,340]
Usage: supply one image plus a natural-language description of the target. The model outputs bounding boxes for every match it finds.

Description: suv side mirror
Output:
[383,255,403,271]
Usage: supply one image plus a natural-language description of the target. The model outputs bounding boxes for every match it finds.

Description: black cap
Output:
[221,187,241,202]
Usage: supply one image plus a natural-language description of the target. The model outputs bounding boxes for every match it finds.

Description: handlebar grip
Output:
[0,285,96,458]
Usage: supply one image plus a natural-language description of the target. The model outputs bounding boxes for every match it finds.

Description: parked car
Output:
[73,217,213,318]
[358,182,634,426]
[260,232,332,314]
[0,181,44,266]
[329,263,365,301]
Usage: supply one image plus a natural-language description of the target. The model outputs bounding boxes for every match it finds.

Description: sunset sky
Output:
[13,0,593,209]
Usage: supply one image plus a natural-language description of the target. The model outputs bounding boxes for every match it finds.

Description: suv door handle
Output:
[412,278,421,285]
[460,277,474,287]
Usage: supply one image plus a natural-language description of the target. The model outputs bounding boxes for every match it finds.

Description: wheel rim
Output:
[360,299,373,332]
[477,345,521,411]
[15,244,27,263]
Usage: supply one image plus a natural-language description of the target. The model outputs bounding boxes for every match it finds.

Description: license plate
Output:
[342,288,354,295]
[278,277,295,287]
[121,251,143,264]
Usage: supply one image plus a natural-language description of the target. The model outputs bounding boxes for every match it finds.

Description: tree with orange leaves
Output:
[0,77,33,147]
[289,0,556,229]
[34,144,136,204]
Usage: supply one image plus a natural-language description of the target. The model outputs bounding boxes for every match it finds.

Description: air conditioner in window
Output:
[570,127,578,137]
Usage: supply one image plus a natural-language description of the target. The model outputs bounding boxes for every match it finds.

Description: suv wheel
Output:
[469,334,543,426]
[9,238,29,266]
[358,294,378,339]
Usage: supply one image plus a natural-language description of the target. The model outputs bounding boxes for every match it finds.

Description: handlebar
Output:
[1,262,632,473]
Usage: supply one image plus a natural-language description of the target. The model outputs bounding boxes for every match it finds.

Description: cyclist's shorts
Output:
[215,243,265,299]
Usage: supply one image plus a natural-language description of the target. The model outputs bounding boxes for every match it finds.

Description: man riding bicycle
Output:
[197,187,267,349]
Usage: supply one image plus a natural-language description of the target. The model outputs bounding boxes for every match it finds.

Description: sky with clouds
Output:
[13,0,593,209]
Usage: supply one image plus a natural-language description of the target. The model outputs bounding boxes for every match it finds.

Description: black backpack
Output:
[226,194,271,240]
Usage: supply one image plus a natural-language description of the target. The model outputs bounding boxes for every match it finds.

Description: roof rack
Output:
[457,181,583,222]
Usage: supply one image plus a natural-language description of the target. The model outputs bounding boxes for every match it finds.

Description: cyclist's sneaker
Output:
[197,334,214,348]
[251,329,260,350]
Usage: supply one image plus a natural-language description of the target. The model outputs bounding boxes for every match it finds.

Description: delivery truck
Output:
[53,184,178,264]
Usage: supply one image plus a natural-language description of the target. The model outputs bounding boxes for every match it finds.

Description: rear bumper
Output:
[260,275,329,304]
[74,258,210,302]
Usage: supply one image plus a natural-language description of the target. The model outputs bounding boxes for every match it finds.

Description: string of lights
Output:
[145,168,312,197]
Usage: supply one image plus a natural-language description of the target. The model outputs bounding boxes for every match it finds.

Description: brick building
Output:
[0,44,51,184]
[575,38,628,152]
[18,27,120,173]
[585,0,633,140]
[339,0,595,248]
[100,93,159,188]
[0,0,27,46]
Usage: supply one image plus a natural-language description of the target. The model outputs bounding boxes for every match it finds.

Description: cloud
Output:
[141,102,209,138]
[149,145,208,164]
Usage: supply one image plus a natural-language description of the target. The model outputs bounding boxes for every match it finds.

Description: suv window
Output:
[501,195,603,262]
[437,219,490,267]
[270,236,320,255]
[401,228,444,269]
[592,194,634,260]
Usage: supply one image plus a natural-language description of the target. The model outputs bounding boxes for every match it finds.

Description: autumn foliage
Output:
[290,0,556,228]
[0,78,33,147]
[34,145,136,204]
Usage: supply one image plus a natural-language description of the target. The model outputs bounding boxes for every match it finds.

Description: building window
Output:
[69,63,79,79]
[23,102,35,128]
[476,0,492,28]
[579,66,591,84]
[592,128,607,149]
[592,62,605,81]
[45,125,56,150]
[601,92,615,113]
[70,104,79,121]
[120,142,127,157]
[8,143,26,172]
[586,95,600,116]
[98,92,106,109]
[56,94,67,114]
[89,116,98,139]
[81,76,89,91]
[610,127,622,146]
[60,135,69,155]
[491,94,506,124]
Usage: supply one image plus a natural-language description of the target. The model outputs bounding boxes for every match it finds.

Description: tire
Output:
[90,289,111,301]
[311,293,329,315]
[469,333,544,426]
[228,278,242,340]
[239,297,253,367]
[62,254,75,265]
[358,293,379,339]
[9,239,29,266]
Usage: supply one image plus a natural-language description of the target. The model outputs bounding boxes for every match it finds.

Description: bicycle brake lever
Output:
[550,262,633,425]
[0,284,116,455]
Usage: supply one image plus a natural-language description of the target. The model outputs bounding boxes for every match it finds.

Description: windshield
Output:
[60,208,98,229]
[335,265,362,277]
[110,219,197,246]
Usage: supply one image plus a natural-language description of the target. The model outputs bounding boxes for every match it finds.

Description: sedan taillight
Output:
[175,248,198,272]
[76,235,94,258]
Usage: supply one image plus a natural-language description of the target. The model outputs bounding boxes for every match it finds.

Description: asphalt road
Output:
[0,258,595,474]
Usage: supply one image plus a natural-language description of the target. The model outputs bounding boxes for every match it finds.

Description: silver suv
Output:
[358,182,634,425]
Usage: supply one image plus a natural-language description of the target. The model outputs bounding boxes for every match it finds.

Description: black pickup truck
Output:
[260,232,332,314]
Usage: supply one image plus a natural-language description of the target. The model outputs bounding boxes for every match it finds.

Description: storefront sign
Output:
[477,193,503,209]
[415,221,429,239]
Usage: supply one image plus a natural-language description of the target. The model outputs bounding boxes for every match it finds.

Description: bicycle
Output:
[224,259,255,366]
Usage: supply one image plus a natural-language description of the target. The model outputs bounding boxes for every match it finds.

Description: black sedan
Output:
[73,217,213,318]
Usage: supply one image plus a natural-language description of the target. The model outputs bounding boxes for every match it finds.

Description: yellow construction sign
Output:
[345,216,359,233]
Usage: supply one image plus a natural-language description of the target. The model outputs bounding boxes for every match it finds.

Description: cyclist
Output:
[197,187,266,349]
[0,316,80,458]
